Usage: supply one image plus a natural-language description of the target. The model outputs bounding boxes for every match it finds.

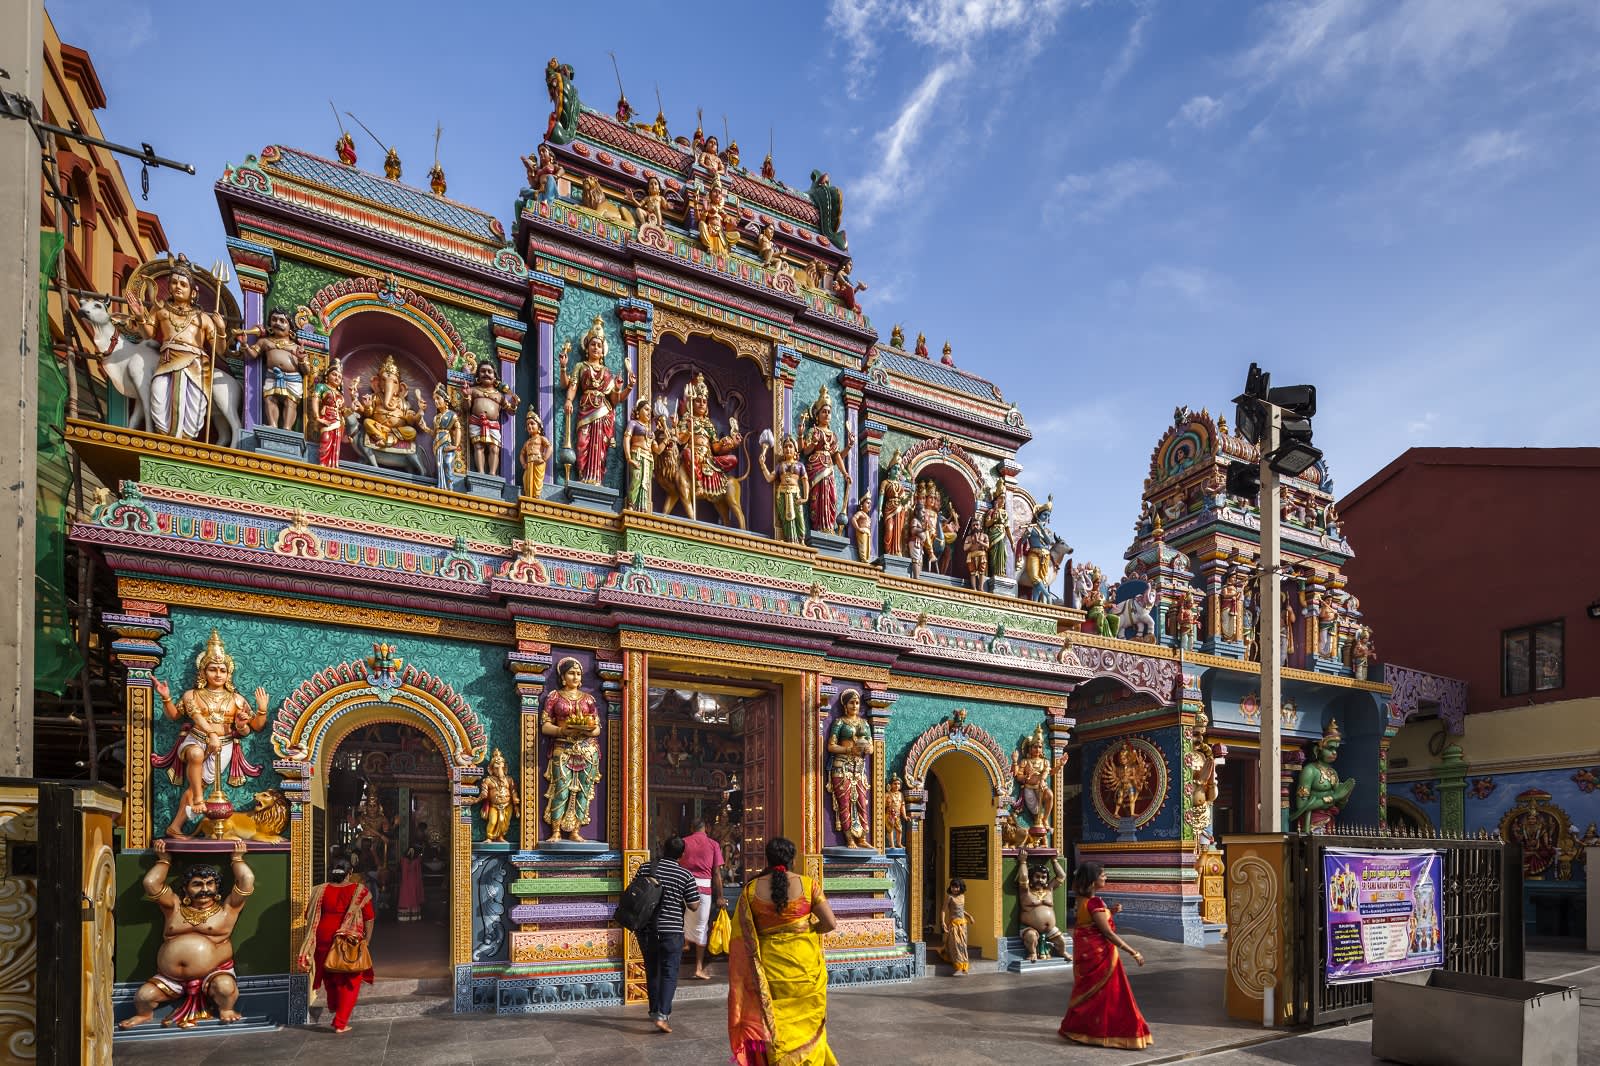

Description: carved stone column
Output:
[861,420,886,560]
[616,298,653,407]
[867,685,898,852]
[528,271,565,485]
[903,781,929,944]
[597,659,624,846]
[506,642,551,851]
[225,237,276,432]
[775,346,801,438]
[802,670,823,883]
[840,372,866,511]
[1047,710,1075,847]
[1436,743,1468,835]
[490,315,528,480]
[103,604,172,850]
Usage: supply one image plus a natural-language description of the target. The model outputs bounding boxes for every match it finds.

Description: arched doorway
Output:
[321,723,452,978]
[920,751,1001,966]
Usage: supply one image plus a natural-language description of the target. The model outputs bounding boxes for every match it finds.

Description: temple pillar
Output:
[802,670,824,884]
[507,641,552,851]
[1047,709,1075,847]
[1378,726,1397,826]
[597,659,624,846]
[861,420,886,561]
[621,649,649,1005]
[490,315,528,480]
[225,238,277,434]
[617,298,653,404]
[866,685,898,852]
[103,603,172,850]
[1436,743,1468,835]
[529,271,565,486]
[840,372,866,511]
[904,784,929,944]
[1281,746,1307,833]
[776,346,801,439]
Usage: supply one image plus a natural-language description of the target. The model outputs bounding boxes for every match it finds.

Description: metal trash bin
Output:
[1371,970,1580,1066]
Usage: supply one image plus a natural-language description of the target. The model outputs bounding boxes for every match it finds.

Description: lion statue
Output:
[196,788,290,843]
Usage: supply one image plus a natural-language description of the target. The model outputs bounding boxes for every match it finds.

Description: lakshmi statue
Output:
[984,482,1012,580]
[1011,726,1055,837]
[151,630,269,838]
[826,690,872,849]
[1290,719,1356,833]
[800,385,851,534]
[559,316,633,485]
[479,748,519,844]
[351,355,424,450]
[540,658,604,842]
[759,433,809,542]
[312,364,348,467]
[129,256,226,440]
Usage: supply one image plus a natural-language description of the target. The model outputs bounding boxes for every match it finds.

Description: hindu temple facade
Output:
[76,63,1392,1036]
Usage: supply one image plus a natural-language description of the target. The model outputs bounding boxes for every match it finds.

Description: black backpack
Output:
[615,860,664,932]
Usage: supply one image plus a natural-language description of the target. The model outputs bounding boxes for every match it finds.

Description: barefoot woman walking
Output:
[1058,862,1152,1049]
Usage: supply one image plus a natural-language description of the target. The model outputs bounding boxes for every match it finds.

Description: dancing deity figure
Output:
[560,317,633,484]
[799,387,849,535]
[352,355,424,450]
[885,774,908,850]
[1011,727,1055,836]
[118,840,255,1029]
[541,657,604,842]
[131,256,225,440]
[827,690,872,848]
[760,433,809,542]
[240,308,307,431]
[152,631,269,839]
[1290,720,1356,833]
[479,748,519,843]
[1016,849,1071,962]
[466,359,519,475]
[1102,742,1152,820]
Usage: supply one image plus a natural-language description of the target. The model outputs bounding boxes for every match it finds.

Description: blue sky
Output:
[50,0,1600,572]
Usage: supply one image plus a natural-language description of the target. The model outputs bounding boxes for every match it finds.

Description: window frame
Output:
[1501,619,1564,697]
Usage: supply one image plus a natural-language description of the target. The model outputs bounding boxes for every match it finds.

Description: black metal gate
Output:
[1289,829,1523,1025]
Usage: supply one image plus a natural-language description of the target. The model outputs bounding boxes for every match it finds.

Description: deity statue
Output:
[1185,712,1220,860]
[383,147,402,181]
[520,411,553,498]
[1102,741,1153,821]
[354,790,392,865]
[336,132,357,166]
[761,152,776,180]
[622,399,656,511]
[831,258,867,311]
[759,433,809,542]
[523,144,564,204]
[239,308,307,431]
[659,374,748,526]
[698,134,726,179]
[914,333,929,359]
[128,256,226,440]
[1219,573,1244,642]
[850,496,873,562]
[430,382,465,489]
[1290,719,1356,833]
[311,364,347,467]
[428,162,447,197]
[151,631,269,839]
[724,139,741,169]
[878,451,910,557]
[479,748,519,843]
[889,324,905,349]
[960,523,990,591]
[631,174,668,230]
[937,501,961,573]
[1317,591,1339,658]
[351,355,425,451]
[695,179,740,256]
[544,57,581,145]
[884,774,908,850]
[1018,496,1070,604]
[1349,626,1374,680]
[1174,590,1199,651]
[559,316,633,485]
[806,170,847,249]
[541,657,603,842]
[984,485,1012,580]
[1279,586,1297,663]
[1016,849,1070,962]
[461,359,518,475]
[907,512,932,580]
[826,690,872,849]
[1011,727,1055,836]
[118,840,255,1029]
[756,223,782,270]
[798,387,850,536]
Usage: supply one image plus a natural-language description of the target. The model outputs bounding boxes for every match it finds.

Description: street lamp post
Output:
[1256,406,1283,833]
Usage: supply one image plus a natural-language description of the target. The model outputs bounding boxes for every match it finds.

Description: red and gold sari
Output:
[727,876,836,1066]
[1058,895,1152,1049]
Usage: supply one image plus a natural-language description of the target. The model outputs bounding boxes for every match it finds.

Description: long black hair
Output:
[1072,861,1105,897]
[328,849,351,885]
[765,836,797,913]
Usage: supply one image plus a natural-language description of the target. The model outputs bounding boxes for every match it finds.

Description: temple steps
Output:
[309,976,453,1020]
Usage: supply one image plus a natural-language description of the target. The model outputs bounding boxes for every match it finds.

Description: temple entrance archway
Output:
[919,750,1001,966]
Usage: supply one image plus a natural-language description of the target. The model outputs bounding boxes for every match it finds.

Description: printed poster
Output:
[1323,847,1444,985]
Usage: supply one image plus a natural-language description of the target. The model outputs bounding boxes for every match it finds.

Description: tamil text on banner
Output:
[1323,847,1444,985]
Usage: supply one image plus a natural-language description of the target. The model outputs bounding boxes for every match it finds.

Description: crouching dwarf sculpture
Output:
[1016,848,1072,963]
[119,840,255,1029]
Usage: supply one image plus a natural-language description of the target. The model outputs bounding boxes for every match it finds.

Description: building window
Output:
[1501,620,1563,696]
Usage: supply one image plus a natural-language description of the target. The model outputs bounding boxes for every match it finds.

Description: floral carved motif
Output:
[1072,645,1181,701]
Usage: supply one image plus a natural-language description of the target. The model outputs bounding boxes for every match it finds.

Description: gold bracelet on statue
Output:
[231,884,255,897]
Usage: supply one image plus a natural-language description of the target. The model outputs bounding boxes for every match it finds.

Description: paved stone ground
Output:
[113,940,1598,1065]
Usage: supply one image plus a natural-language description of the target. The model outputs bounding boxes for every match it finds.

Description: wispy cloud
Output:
[49,0,155,52]
[1102,9,1152,91]
[1054,159,1171,221]
[1137,265,1233,311]
[855,59,967,224]
[1459,129,1531,170]
[1169,94,1226,130]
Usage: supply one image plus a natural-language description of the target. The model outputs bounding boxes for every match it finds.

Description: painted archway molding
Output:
[900,436,988,498]
[306,274,475,370]
[900,710,1009,803]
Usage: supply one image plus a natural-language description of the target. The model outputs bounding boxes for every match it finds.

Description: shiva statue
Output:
[118,840,255,1029]
[152,630,269,839]
[827,690,872,849]
[479,748,519,843]
[760,433,809,543]
[1011,726,1055,839]
[129,255,225,440]
[465,358,519,476]
[798,386,850,535]
[1016,848,1071,962]
[559,316,633,485]
[541,657,604,842]
[238,307,307,430]
[1290,719,1356,834]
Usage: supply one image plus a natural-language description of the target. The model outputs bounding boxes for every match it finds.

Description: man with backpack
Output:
[615,834,699,1033]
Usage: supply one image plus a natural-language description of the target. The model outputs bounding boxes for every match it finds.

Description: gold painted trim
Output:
[653,305,774,375]
[619,631,828,673]
[1077,840,1195,853]
[242,231,504,317]
[891,674,1065,708]
[622,509,819,563]
[522,496,624,531]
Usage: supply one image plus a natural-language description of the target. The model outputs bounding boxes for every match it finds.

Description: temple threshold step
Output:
[310,994,454,1020]
[115,1017,279,1041]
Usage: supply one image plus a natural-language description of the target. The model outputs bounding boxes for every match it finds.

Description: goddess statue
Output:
[631,174,668,230]
[1290,719,1356,833]
[1349,626,1374,681]
[151,630,269,839]
[479,748,519,843]
[984,483,1012,580]
[559,316,633,485]
[665,375,747,526]
[351,355,424,451]
[623,399,656,511]
[118,840,255,1029]
[878,450,910,557]
[129,256,225,440]
[798,387,849,536]
[1011,727,1055,836]
[759,433,809,542]
[695,179,740,257]
[312,364,348,467]
[465,359,519,475]
[826,690,872,849]
[1219,573,1244,642]
[431,382,464,488]
[239,308,307,431]
[541,657,603,842]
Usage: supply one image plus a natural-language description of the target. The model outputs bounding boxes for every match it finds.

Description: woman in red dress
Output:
[296,851,375,1033]
[1058,862,1152,1049]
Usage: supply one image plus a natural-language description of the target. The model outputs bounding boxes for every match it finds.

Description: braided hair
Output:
[765,836,797,913]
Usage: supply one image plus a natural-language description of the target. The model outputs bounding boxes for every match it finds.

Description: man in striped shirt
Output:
[641,835,700,1033]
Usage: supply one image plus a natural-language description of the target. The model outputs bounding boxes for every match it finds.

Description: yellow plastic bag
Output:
[708,907,731,955]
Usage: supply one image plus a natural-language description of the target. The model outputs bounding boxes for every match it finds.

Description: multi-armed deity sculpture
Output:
[540,657,604,843]
[559,316,634,486]
[827,690,873,849]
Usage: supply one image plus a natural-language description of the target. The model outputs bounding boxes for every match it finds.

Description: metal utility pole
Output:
[1256,406,1283,833]
[0,0,44,777]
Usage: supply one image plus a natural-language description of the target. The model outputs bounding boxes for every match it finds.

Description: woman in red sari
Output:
[296,851,375,1033]
[1059,862,1152,1049]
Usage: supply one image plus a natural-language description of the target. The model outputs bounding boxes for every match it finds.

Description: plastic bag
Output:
[708,907,731,955]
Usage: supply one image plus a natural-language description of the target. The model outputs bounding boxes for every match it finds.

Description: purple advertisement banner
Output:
[1323,847,1444,985]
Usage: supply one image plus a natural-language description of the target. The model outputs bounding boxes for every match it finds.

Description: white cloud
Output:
[1102,9,1152,91]
[1170,94,1226,130]
[855,60,967,223]
[1055,159,1172,221]
[1137,265,1231,310]
[1460,129,1530,170]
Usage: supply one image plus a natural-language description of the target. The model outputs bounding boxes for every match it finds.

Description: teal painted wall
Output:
[550,290,626,491]
[148,606,515,837]
[884,690,1049,780]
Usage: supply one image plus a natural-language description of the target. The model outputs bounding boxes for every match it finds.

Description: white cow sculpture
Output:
[74,296,244,448]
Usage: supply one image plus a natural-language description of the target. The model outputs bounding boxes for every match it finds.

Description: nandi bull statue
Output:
[75,258,244,448]
[1109,578,1157,639]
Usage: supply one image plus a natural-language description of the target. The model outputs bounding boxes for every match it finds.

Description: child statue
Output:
[884,773,908,850]
[479,748,519,843]
[520,411,553,498]
[239,307,308,431]
[466,359,519,476]
[760,433,809,543]
[540,657,603,842]
[850,497,873,562]
[963,522,990,591]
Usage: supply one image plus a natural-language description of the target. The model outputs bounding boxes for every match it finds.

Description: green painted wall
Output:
[264,259,340,319]
[116,851,293,981]
[884,690,1052,780]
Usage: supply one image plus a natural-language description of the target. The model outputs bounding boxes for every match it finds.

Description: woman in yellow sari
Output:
[727,836,839,1066]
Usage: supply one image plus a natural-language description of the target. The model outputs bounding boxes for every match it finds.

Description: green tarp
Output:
[36,230,81,694]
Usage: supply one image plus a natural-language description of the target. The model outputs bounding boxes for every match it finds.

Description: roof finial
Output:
[331,101,356,166]
[428,121,446,196]
[609,51,633,124]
